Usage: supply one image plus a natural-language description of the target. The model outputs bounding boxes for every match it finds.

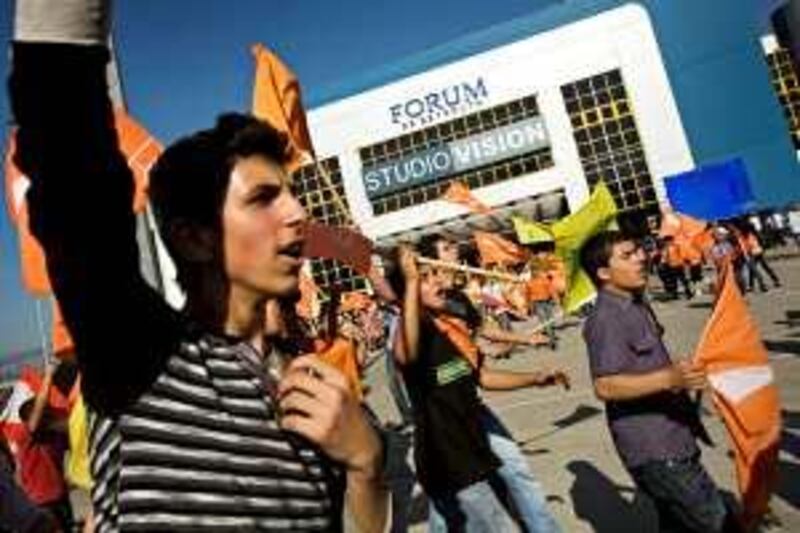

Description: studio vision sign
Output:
[363,117,550,200]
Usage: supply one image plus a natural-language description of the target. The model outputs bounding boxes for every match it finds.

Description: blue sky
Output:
[0,0,560,356]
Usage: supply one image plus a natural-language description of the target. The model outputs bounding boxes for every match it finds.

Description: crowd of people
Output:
[0,1,792,532]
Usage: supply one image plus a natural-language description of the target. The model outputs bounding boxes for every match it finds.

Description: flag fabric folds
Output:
[694,265,781,528]
[251,43,315,174]
[441,182,491,214]
[473,231,528,267]
[4,111,161,295]
[513,182,618,314]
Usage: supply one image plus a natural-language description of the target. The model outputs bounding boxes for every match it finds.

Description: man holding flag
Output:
[579,231,742,532]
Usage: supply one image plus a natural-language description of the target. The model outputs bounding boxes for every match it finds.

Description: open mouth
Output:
[279,240,305,265]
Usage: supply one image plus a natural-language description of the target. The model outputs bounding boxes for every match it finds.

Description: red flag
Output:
[442,182,491,214]
[251,43,315,174]
[694,265,781,528]
[473,231,528,266]
[301,222,374,275]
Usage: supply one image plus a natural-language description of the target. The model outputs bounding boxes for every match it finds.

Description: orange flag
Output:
[115,109,164,213]
[51,299,75,360]
[441,182,491,214]
[4,112,161,295]
[694,265,781,528]
[433,315,480,368]
[4,132,49,294]
[251,43,315,174]
[315,337,363,401]
[658,209,706,239]
[473,231,528,266]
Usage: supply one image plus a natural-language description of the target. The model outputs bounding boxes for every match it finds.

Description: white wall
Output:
[308,3,694,240]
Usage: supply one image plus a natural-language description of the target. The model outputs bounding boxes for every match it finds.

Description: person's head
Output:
[150,114,307,318]
[579,231,647,293]
[417,233,459,262]
[712,225,729,243]
[386,245,447,311]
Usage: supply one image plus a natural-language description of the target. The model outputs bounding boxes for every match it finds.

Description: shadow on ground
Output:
[567,460,656,532]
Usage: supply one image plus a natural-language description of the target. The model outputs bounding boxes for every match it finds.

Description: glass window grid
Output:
[360,95,555,216]
[561,69,657,211]
[293,157,367,291]
[766,48,800,150]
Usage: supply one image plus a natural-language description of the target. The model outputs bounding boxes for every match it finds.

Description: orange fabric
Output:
[51,300,75,360]
[548,258,567,298]
[114,109,163,213]
[526,274,551,302]
[295,271,319,320]
[340,291,374,313]
[4,133,50,294]
[4,116,159,295]
[664,241,684,268]
[693,229,715,255]
[677,239,703,266]
[694,265,781,527]
[441,182,491,214]
[251,43,315,174]
[432,315,479,368]
[527,254,566,301]
[315,337,363,401]
[474,231,527,266]
[744,234,763,256]
[659,211,706,239]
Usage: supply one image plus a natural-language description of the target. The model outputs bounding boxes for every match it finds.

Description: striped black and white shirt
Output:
[89,336,344,532]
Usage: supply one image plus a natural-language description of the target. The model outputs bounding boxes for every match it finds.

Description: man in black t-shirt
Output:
[393,244,567,532]
[393,245,515,532]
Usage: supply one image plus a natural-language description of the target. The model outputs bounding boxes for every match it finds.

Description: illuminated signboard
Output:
[362,117,550,199]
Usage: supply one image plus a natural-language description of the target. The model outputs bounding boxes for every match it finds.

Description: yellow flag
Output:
[66,393,92,490]
[512,216,554,244]
[552,182,618,313]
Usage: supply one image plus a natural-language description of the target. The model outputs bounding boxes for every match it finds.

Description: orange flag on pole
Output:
[473,231,528,266]
[694,264,781,528]
[4,112,160,295]
[441,182,491,214]
[251,43,315,174]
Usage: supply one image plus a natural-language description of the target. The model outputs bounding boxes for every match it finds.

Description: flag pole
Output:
[416,257,523,283]
[35,299,51,367]
[310,156,351,224]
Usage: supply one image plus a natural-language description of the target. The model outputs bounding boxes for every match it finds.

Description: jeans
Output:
[428,474,518,533]
[629,455,735,532]
[533,300,558,348]
[428,407,561,532]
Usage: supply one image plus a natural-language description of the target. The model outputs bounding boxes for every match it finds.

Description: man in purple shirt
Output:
[579,231,741,532]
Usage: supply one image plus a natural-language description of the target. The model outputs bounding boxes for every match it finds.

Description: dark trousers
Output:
[629,455,741,533]
[747,254,780,291]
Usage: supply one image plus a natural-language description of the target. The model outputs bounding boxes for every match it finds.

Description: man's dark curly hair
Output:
[148,113,289,282]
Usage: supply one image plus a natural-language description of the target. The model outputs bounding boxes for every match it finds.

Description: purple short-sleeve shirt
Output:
[583,290,699,468]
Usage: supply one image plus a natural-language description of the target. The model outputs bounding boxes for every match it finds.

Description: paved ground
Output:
[361,251,800,532]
